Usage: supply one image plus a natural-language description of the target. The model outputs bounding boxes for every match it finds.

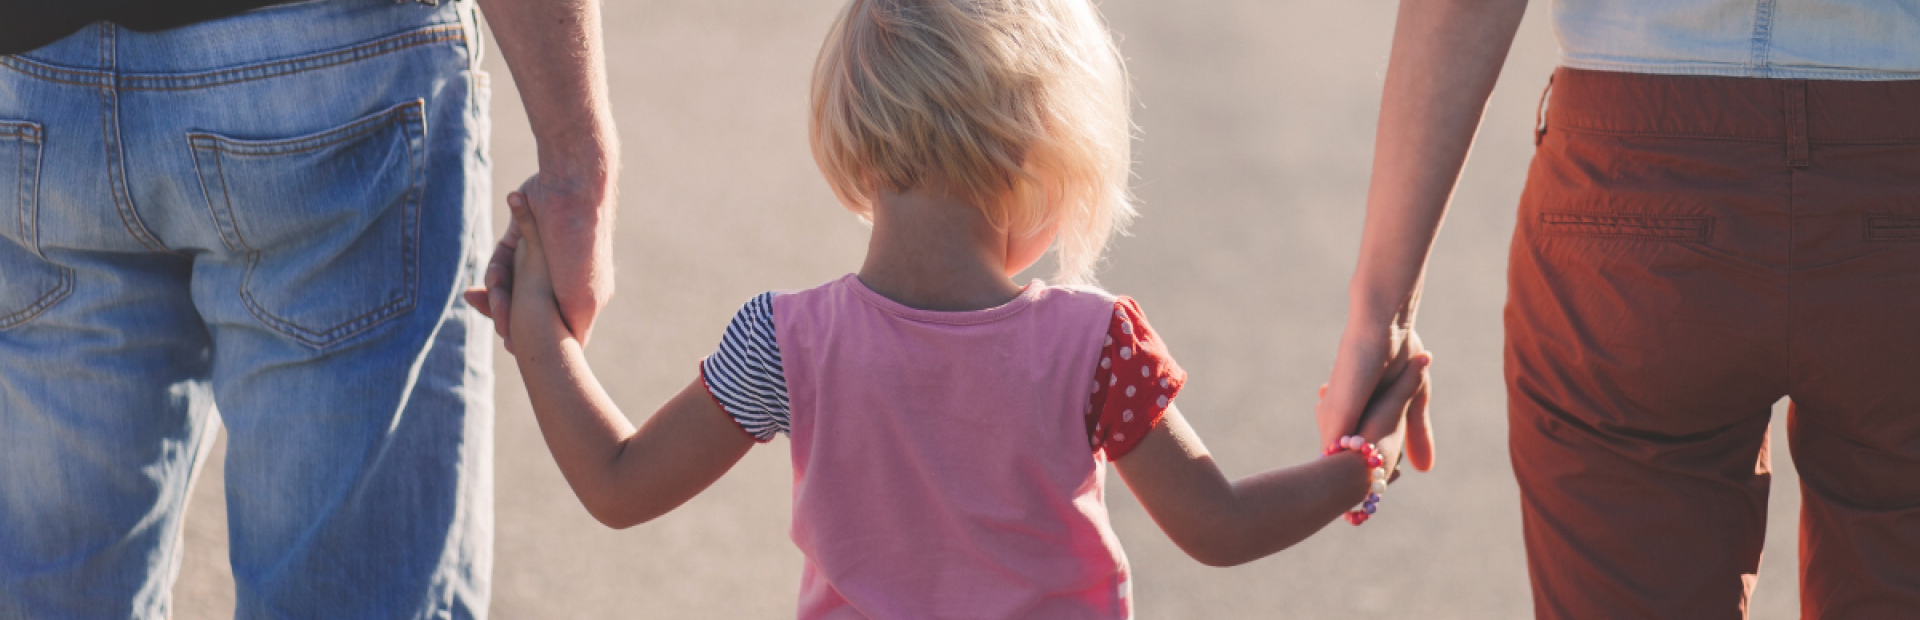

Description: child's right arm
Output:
[505,200,756,529]
[1113,355,1430,567]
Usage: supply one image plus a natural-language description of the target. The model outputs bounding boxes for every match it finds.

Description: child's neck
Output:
[858,186,1027,312]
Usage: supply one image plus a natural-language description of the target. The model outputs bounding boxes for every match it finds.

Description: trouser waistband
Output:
[1542,67,1920,163]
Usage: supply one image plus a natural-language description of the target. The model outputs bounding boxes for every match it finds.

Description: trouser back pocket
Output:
[189,100,425,348]
[0,120,70,329]
[1867,216,1920,241]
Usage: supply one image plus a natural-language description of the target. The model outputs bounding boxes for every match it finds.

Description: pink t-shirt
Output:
[701,275,1184,619]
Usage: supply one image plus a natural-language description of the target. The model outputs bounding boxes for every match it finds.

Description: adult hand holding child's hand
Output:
[502,196,574,349]
[1331,351,1432,484]
[465,175,615,351]
[1319,324,1435,472]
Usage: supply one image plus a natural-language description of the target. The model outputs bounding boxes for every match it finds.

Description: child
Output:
[477,0,1430,616]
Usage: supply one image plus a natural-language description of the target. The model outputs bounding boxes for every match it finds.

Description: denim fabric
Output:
[0,0,494,618]
[1554,0,1920,80]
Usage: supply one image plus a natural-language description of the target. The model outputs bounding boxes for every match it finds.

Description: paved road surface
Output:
[173,1,1807,617]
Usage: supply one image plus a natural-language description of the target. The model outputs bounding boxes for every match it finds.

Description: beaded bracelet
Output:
[1323,435,1388,525]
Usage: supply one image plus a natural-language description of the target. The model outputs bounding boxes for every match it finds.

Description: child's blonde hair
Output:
[809,0,1134,284]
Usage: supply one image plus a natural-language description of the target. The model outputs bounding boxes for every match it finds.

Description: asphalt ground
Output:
[173,1,1807,617]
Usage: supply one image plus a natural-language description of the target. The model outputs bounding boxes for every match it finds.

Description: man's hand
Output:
[465,174,614,347]
[514,170,615,344]
[466,0,620,347]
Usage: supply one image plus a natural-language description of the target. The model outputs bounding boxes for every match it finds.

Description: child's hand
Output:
[1325,352,1432,482]
[504,194,575,348]
[463,194,527,350]
[1115,353,1433,566]
[1320,330,1437,473]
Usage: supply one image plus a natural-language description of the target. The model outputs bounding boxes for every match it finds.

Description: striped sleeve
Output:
[700,292,789,442]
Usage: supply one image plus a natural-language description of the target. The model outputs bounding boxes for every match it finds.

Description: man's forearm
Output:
[1349,0,1527,327]
[474,0,620,341]
[476,0,620,188]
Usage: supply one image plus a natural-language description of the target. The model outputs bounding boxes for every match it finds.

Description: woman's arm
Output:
[1317,0,1529,471]
[1117,356,1429,567]
[508,201,754,529]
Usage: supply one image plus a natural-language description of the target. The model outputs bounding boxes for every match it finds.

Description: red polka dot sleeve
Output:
[1085,297,1186,461]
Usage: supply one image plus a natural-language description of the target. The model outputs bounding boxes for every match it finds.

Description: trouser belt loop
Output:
[1534,72,1554,146]
[1785,80,1810,168]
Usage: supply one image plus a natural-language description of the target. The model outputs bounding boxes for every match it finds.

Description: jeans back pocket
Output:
[0,120,71,329]
[189,100,425,348]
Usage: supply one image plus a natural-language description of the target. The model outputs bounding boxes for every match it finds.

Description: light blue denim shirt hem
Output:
[1554,0,1920,83]
[1559,57,1920,81]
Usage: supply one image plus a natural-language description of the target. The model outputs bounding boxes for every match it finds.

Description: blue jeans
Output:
[0,1,493,617]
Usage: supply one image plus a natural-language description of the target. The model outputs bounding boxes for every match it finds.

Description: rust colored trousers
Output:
[1507,68,1920,619]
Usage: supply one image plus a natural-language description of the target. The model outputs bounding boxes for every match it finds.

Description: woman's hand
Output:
[1328,346,1433,478]
[1318,324,1433,471]
[1115,352,1430,567]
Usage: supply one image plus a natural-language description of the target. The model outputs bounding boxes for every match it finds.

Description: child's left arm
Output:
[1114,355,1429,567]
[504,200,755,529]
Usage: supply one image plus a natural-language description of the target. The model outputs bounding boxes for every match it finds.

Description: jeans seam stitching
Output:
[0,26,461,90]
[11,123,26,244]
[0,122,62,330]
[237,259,417,347]
[124,26,463,91]
[0,267,72,329]
[187,135,248,254]
[96,28,174,255]
[187,101,423,156]
[215,142,255,252]
[25,125,40,258]
[0,57,112,88]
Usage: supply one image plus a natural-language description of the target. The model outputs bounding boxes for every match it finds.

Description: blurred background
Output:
[173,1,1806,617]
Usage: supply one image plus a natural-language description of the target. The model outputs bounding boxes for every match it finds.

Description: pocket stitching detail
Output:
[1865,215,1920,242]
[1539,212,1713,241]
[237,251,413,347]
[190,138,251,254]
[4,121,42,253]
[186,99,423,156]
[0,120,65,330]
[0,267,72,330]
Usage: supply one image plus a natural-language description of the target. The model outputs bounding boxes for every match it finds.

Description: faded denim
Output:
[1554,0,1920,80]
[0,0,494,617]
